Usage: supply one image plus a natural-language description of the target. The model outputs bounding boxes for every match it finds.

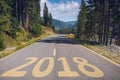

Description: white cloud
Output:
[41,0,79,22]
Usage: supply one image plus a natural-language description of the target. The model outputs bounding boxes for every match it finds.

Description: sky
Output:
[41,0,81,22]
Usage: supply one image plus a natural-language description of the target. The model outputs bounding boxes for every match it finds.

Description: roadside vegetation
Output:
[0,26,54,59]
[75,0,120,46]
[67,34,120,65]
[0,0,55,59]
[66,0,120,64]
[65,0,120,47]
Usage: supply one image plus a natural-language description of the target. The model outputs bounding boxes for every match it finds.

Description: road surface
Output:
[0,35,120,80]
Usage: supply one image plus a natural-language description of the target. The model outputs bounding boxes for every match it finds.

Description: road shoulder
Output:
[80,45,120,67]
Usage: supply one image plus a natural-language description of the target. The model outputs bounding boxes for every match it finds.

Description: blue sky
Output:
[41,0,81,22]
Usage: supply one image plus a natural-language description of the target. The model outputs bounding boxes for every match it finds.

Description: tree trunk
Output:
[105,0,110,46]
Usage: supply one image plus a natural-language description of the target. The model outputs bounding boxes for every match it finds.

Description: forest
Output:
[0,0,54,51]
[76,0,120,46]
[0,0,120,51]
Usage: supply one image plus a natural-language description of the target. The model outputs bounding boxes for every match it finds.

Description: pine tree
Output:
[43,3,49,27]
[49,13,55,31]
[109,0,119,45]
[0,0,42,50]
[27,0,41,36]
[76,0,87,39]
[0,0,11,32]
[85,0,120,46]
[49,13,52,27]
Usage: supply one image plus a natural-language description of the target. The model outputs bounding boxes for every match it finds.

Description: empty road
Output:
[0,35,120,80]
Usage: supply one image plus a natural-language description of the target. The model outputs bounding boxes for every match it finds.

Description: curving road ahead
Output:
[0,35,120,80]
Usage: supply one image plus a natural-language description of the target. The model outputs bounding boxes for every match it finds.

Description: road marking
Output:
[0,56,104,78]
[81,45,120,67]
[58,57,79,77]
[53,48,56,56]
[73,57,104,77]
[32,57,54,78]
[1,57,38,77]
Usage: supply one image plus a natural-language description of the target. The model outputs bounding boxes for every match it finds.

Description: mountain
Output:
[65,21,76,28]
[52,19,66,30]
[52,19,76,30]
[41,17,76,30]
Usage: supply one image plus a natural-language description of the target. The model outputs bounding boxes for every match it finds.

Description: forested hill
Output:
[52,19,76,30]
[0,0,54,51]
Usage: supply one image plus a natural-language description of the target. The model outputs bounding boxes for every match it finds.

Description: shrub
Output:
[30,26,41,37]
[0,38,6,51]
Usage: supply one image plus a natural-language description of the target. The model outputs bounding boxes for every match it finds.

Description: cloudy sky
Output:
[41,0,81,22]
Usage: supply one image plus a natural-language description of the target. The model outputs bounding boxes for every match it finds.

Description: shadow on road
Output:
[36,36,81,44]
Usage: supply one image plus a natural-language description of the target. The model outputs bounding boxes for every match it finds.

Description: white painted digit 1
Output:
[1,57,38,77]
[73,57,104,77]
[32,57,54,78]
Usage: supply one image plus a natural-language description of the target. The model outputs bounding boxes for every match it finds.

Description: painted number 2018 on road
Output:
[1,57,104,78]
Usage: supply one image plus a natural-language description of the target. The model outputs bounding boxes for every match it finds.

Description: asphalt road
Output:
[0,34,120,80]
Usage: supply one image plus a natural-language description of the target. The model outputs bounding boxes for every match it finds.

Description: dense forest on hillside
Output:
[76,0,120,46]
[0,0,42,50]
[0,0,54,51]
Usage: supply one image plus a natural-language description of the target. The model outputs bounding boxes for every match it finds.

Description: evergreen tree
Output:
[76,0,87,39]
[49,13,52,27]
[27,0,41,36]
[0,0,42,50]
[76,0,120,46]
[43,3,49,27]
[0,0,11,32]
[109,0,120,46]
[49,13,55,31]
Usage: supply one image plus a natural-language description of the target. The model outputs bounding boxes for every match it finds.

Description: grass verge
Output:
[67,34,120,65]
[83,43,120,65]
[0,27,54,59]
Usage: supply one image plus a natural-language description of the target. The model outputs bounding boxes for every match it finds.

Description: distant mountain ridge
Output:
[41,17,76,30]
[52,19,76,30]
